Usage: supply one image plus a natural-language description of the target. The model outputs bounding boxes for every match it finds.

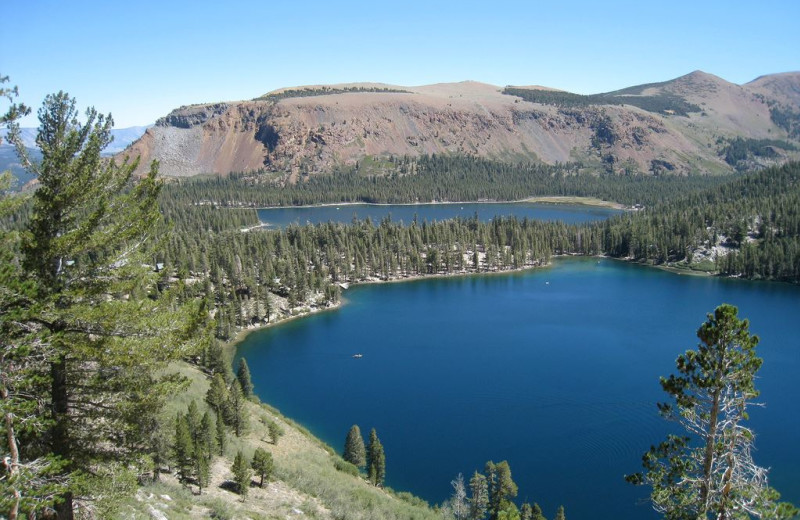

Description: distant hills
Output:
[120,71,800,179]
[0,125,149,189]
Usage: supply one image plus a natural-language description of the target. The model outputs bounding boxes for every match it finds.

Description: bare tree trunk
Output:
[701,385,721,514]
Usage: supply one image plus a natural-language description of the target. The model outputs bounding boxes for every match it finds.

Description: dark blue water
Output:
[257,202,621,229]
[235,258,800,519]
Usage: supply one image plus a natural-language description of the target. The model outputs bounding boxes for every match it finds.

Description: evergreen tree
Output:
[185,400,202,449]
[531,503,546,520]
[554,505,566,520]
[343,424,366,468]
[268,420,285,446]
[3,92,206,518]
[237,357,254,399]
[228,380,247,437]
[173,414,194,483]
[215,409,226,456]
[232,450,252,500]
[206,372,230,415]
[469,471,489,520]
[251,447,274,488]
[485,461,518,520]
[0,74,45,520]
[195,450,210,495]
[149,427,170,483]
[520,503,533,520]
[205,340,227,376]
[627,304,797,519]
[366,428,386,487]
[199,411,216,458]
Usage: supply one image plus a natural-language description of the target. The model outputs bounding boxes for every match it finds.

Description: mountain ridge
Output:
[120,71,800,179]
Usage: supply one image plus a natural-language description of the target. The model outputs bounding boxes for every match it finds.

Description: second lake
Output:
[257,201,622,229]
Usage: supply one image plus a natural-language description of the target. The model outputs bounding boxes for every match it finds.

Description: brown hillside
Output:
[123,72,800,179]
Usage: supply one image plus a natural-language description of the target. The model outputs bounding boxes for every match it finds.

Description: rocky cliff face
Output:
[123,73,800,178]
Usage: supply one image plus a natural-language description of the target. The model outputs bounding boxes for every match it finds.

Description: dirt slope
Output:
[122,72,800,178]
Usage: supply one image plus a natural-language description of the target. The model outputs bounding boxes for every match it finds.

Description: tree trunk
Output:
[701,385,721,514]
[51,355,73,520]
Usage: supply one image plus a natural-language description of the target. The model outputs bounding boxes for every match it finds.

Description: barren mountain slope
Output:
[746,71,800,107]
[123,73,800,178]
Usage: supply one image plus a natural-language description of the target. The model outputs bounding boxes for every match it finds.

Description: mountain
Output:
[116,73,800,178]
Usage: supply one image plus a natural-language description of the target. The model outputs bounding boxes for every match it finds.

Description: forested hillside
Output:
[154,161,800,341]
[161,154,727,208]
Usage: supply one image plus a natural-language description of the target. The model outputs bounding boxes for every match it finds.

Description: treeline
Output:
[440,461,566,520]
[720,137,797,167]
[769,104,800,139]
[257,86,411,102]
[156,161,800,346]
[598,161,800,281]
[156,212,587,340]
[502,87,701,116]
[161,154,728,209]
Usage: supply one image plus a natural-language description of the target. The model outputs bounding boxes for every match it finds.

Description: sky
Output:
[3,0,799,128]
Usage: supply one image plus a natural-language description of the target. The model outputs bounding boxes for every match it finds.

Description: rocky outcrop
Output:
[123,74,800,178]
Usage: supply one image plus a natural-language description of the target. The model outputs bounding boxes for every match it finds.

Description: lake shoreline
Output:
[224,259,558,355]
[255,196,628,211]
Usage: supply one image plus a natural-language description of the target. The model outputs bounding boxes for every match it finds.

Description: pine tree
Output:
[367,428,386,487]
[343,424,366,468]
[627,304,797,519]
[206,372,230,415]
[232,450,252,500]
[0,74,42,520]
[237,357,254,399]
[205,340,227,376]
[3,91,206,518]
[228,380,247,437]
[215,409,226,456]
[485,460,518,520]
[554,505,566,520]
[195,450,210,495]
[200,411,216,458]
[268,420,284,446]
[173,414,194,483]
[468,471,488,520]
[251,447,274,488]
[186,400,202,449]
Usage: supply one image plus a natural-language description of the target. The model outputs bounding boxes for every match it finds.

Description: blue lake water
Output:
[235,258,800,520]
[257,202,622,228]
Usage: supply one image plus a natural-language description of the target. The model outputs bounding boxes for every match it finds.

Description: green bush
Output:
[334,457,360,477]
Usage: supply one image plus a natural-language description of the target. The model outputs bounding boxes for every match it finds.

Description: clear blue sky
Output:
[3,0,799,128]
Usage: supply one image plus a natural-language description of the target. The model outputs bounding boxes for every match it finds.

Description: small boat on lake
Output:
[352,354,363,358]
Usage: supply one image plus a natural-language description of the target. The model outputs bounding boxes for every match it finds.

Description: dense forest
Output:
[502,86,702,116]
[154,160,800,343]
[162,154,728,208]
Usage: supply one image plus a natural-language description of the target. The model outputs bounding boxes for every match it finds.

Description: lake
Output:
[257,202,622,229]
[235,259,800,520]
